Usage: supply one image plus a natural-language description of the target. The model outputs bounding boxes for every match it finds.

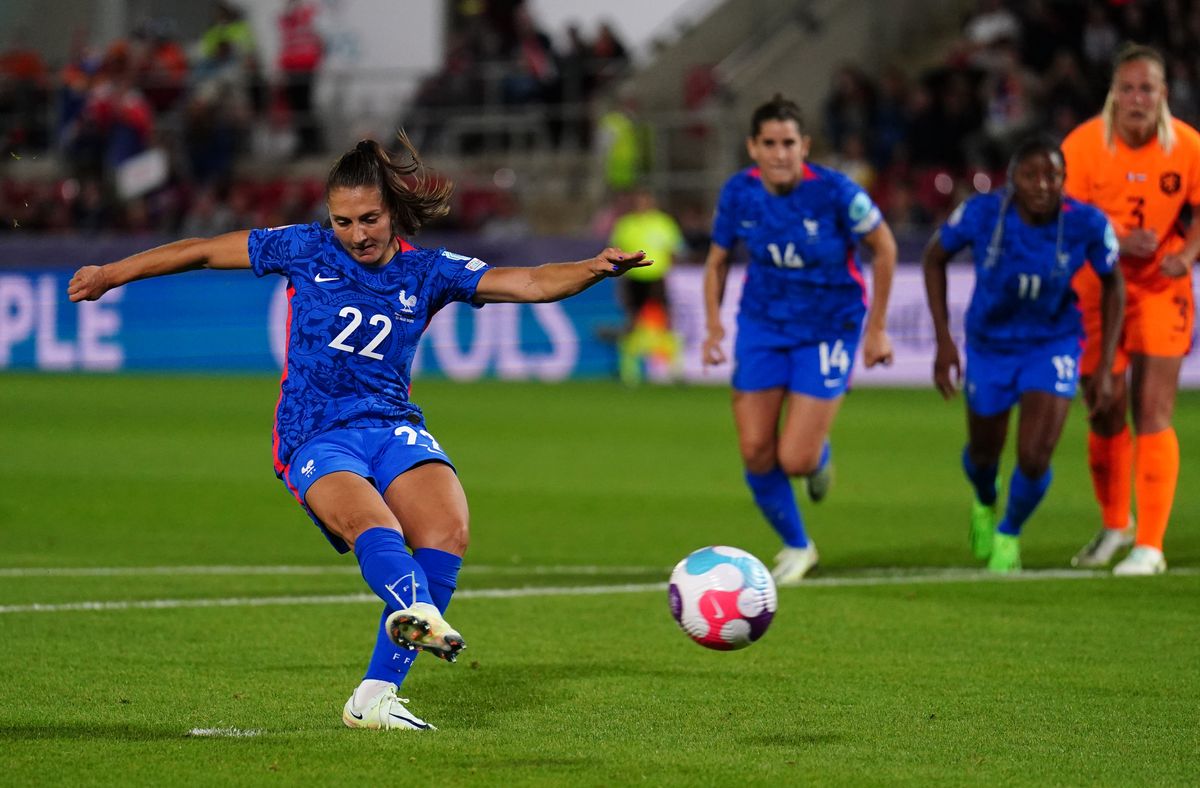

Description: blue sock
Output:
[997,467,1052,536]
[815,441,831,474]
[413,547,463,614]
[364,606,417,684]
[962,447,999,506]
[354,527,435,609]
[744,467,808,548]
[355,528,436,687]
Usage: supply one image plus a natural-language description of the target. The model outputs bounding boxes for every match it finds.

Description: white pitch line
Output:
[3,563,1197,580]
[185,728,262,738]
[1,567,1195,615]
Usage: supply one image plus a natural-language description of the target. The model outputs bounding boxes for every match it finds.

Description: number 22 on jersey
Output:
[328,306,393,360]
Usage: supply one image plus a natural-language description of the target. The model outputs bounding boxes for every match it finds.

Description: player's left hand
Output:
[1085,372,1115,419]
[862,327,893,368]
[596,247,650,276]
[1158,252,1191,278]
[932,338,961,399]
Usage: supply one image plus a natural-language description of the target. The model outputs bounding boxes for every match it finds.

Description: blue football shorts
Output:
[281,421,455,553]
[964,336,1083,417]
[732,317,862,399]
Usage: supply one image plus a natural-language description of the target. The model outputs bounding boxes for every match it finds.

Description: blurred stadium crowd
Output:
[0,0,1197,238]
[838,0,1200,235]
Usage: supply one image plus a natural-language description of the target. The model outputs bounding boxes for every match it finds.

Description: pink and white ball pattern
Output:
[668,545,777,650]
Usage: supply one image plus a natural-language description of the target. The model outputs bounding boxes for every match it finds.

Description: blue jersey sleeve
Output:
[248,223,326,278]
[1085,210,1119,277]
[428,249,490,311]
[831,174,882,239]
[937,197,985,256]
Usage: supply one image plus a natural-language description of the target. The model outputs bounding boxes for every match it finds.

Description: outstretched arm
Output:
[68,231,253,302]
[700,242,731,367]
[861,221,897,368]
[921,230,961,399]
[472,247,649,304]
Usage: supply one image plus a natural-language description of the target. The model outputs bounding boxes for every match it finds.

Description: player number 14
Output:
[819,340,850,376]
[767,242,805,268]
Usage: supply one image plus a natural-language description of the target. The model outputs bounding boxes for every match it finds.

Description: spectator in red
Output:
[63,43,154,175]
[0,33,50,151]
[132,19,188,115]
[277,0,324,156]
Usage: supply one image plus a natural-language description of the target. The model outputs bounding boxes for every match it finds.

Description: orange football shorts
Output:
[1075,264,1195,376]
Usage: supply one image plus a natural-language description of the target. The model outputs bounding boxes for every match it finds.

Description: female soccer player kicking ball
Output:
[923,136,1124,573]
[701,94,896,583]
[68,135,649,730]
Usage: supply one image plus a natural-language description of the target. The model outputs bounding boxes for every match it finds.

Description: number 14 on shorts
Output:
[819,340,850,376]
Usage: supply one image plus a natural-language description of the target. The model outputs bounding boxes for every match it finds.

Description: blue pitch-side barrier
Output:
[0,267,625,378]
[4,234,1200,386]
[0,234,626,378]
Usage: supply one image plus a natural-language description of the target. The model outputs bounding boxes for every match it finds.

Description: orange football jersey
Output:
[1062,116,1200,285]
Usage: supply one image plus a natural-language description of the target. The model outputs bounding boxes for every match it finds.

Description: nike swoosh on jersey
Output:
[314,274,340,282]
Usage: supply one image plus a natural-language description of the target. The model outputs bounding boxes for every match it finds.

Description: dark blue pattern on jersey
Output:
[248,223,488,472]
[938,193,1117,350]
[711,163,881,335]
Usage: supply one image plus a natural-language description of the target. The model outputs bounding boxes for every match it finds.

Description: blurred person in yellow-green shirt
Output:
[608,186,685,383]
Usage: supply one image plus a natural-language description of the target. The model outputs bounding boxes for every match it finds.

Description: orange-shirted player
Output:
[1061,44,1200,575]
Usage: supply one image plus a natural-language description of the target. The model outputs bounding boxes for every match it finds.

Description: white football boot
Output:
[342,685,436,731]
[1112,546,1166,576]
[1071,522,1135,568]
[772,542,819,584]
[386,602,466,663]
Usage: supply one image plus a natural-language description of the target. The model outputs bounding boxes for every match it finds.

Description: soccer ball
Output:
[668,545,777,650]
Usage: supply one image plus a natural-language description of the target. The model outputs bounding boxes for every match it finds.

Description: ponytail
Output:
[326,131,453,236]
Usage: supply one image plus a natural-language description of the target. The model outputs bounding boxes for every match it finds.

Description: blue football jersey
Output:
[938,193,1118,350]
[711,163,881,335]
[248,223,489,473]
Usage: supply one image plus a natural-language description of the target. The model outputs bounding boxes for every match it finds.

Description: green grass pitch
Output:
[1,374,1197,786]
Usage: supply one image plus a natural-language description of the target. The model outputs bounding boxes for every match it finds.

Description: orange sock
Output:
[1134,428,1179,551]
[1087,428,1133,529]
